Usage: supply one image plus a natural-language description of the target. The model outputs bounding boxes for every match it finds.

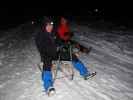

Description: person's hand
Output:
[56,46,60,52]
[39,62,44,67]
[74,52,80,57]
[82,46,92,54]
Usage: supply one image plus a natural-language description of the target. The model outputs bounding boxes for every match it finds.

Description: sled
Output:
[52,44,74,82]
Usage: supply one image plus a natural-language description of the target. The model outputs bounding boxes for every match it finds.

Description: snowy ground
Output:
[0,21,133,100]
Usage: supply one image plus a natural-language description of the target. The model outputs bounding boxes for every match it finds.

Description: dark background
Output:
[0,7,133,30]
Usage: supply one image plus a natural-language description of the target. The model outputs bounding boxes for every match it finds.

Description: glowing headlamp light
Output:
[50,22,54,25]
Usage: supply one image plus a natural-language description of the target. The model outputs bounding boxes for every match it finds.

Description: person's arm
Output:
[70,39,92,54]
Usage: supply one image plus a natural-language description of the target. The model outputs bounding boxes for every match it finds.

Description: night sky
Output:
[0,7,133,30]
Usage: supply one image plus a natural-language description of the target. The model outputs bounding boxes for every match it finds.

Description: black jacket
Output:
[35,31,57,61]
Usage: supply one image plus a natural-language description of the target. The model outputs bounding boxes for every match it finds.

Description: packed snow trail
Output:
[0,22,133,100]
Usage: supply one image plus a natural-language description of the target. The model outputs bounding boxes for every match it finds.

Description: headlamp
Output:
[50,22,54,25]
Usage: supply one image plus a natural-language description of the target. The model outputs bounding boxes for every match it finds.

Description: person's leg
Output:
[42,58,54,93]
[42,70,53,91]
[36,44,55,93]
[72,54,90,76]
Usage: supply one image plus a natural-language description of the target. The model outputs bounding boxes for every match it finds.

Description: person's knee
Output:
[43,65,52,71]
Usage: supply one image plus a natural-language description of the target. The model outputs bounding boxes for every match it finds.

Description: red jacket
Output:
[57,24,71,42]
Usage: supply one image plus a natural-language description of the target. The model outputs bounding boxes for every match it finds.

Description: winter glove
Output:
[74,43,92,54]
[81,46,92,54]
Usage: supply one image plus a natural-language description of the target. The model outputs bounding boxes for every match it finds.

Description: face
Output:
[61,17,67,25]
[45,23,53,32]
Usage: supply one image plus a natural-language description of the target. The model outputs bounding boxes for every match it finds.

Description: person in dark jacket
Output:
[35,17,57,95]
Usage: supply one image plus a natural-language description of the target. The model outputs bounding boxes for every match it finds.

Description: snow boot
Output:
[47,87,56,96]
[83,72,96,80]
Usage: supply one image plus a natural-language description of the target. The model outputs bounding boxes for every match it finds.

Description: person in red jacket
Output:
[56,17,96,80]
[56,17,72,43]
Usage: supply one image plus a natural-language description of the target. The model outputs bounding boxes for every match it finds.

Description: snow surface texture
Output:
[0,22,133,100]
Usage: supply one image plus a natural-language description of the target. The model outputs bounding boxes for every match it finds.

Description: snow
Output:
[0,21,133,100]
